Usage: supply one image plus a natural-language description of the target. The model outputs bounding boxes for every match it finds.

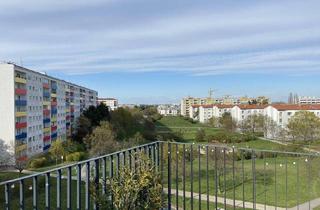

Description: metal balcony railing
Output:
[1,141,320,210]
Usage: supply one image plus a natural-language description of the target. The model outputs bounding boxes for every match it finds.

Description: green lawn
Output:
[156,116,206,128]
[161,143,320,208]
[230,139,287,151]
[156,116,221,142]
[170,195,253,210]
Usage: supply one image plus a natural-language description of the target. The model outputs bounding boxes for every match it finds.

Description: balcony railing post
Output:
[198,145,201,210]
[175,144,179,210]
[45,172,51,210]
[57,169,62,210]
[214,147,218,210]
[183,144,186,210]
[168,142,172,210]
[232,147,236,210]
[223,148,226,210]
[85,162,90,210]
[5,183,10,210]
[66,167,72,210]
[116,153,120,176]
[94,159,99,210]
[102,157,107,195]
[206,145,209,210]
[190,144,194,210]
[19,180,24,210]
[77,164,82,210]
[33,176,38,210]
[252,150,256,209]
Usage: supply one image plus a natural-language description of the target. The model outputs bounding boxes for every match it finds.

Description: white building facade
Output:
[231,105,266,123]
[0,64,98,160]
[98,98,118,111]
[197,104,320,128]
[157,105,179,116]
[199,104,234,123]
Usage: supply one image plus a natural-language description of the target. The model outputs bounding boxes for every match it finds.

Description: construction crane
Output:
[208,88,218,99]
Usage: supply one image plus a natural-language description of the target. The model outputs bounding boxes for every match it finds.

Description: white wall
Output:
[0,64,15,150]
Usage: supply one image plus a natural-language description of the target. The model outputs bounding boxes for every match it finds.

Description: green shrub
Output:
[91,152,163,210]
[66,152,86,162]
[29,157,47,168]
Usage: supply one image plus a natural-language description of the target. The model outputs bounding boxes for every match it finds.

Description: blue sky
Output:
[1,0,320,104]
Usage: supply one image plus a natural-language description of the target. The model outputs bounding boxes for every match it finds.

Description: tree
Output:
[0,139,14,168]
[287,111,320,141]
[49,140,66,165]
[195,129,206,142]
[219,112,237,132]
[241,114,265,134]
[208,116,219,128]
[73,116,92,144]
[84,121,119,157]
[83,103,110,127]
[263,116,278,138]
[14,155,28,175]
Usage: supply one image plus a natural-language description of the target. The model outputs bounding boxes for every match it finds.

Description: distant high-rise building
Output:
[180,97,213,116]
[0,63,98,160]
[288,93,300,104]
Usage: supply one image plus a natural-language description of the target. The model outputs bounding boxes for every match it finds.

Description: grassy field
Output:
[170,195,253,210]
[230,139,287,151]
[0,171,88,210]
[156,116,222,142]
[161,142,320,208]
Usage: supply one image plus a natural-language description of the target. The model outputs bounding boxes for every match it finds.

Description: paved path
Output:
[164,188,320,210]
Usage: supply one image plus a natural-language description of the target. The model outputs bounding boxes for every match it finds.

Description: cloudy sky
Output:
[1,0,320,104]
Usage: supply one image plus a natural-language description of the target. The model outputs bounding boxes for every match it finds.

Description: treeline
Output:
[72,104,163,157]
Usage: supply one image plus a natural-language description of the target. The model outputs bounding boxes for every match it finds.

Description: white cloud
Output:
[0,0,319,76]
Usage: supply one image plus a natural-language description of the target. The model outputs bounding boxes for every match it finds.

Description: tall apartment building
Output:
[0,64,98,160]
[180,97,213,116]
[98,97,118,111]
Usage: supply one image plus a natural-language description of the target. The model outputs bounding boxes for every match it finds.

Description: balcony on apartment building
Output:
[43,118,50,124]
[43,135,50,142]
[15,132,27,140]
[14,76,27,84]
[43,92,50,98]
[15,122,27,129]
[43,144,51,151]
[43,109,50,116]
[15,100,27,106]
[43,83,50,89]
[15,88,27,95]
[2,141,320,210]
[15,111,27,118]
[51,132,58,139]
